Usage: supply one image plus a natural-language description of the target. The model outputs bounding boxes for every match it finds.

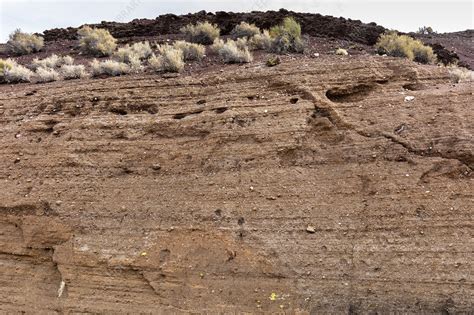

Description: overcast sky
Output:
[0,0,472,42]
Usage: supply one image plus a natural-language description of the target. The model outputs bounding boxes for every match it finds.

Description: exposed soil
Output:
[0,10,473,315]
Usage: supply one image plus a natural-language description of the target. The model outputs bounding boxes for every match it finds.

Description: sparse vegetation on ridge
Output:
[416,26,435,35]
[6,29,44,55]
[78,26,117,56]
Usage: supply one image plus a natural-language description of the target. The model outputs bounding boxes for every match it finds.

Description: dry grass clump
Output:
[78,26,117,56]
[180,21,220,45]
[0,58,34,83]
[269,17,305,54]
[173,40,206,61]
[248,30,272,51]
[210,38,225,54]
[90,59,130,77]
[231,22,261,39]
[235,38,249,50]
[375,32,436,64]
[448,65,473,83]
[60,64,89,80]
[62,55,74,66]
[335,48,349,56]
[36,67,60,83]
[0,59,14,76]
[217,40,253,64]
[114,41,152,63]
[412,43,436,64]
[149,45,185,73]
[31,54,74,70]
[6,29,44,55]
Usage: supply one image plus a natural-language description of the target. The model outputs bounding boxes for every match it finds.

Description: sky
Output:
[0,0,472,42]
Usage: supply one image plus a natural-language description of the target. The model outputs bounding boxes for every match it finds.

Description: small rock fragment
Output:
[57,280,66,298]
[151,164,161,171]
[404,96,415,102]
[306,226,316,233]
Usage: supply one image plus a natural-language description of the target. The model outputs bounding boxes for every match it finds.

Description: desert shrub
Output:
[60,64,88,80]
[113,42,148,73]
[31,54,76,70]
[114,41,152,63]
[173,40,205,61]
[376,32,414,59]
[62,55,74,65]
[0,59,14,76]
[231,22,261,39]
[248,30,272,51]
[269,17,305,54]
[375,32,436,64]
[36,67,60,83]
[417,26,435,35]
[266,56,281,67]
[130,41,153,59]
[1,59,34,83]
[235,38,249,51]
[218,40,253,64]
[6,29,44,55]
[149,46,185,73]
[126,55,143,73]
[210,38,225,54]
[412,42,437,64]
[31,54,60,70]
[90,59,130,77]
[180,21,220,45]
[335,48,348,56]
[78,26,117,56]
[448,65,473,83]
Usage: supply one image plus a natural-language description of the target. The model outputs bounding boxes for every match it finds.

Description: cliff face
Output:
[0,56,472,313]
